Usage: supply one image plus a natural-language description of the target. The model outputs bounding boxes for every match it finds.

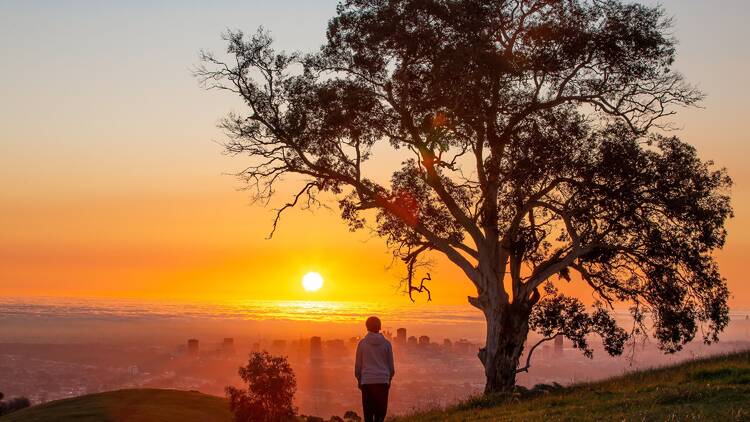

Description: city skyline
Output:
[4,316,749,416]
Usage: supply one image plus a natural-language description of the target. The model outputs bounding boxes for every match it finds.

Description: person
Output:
[355,316,395,422]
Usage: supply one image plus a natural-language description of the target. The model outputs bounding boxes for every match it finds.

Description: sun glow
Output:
[302,272,324,292]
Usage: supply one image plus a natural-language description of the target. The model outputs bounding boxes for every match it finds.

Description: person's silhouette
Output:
[355,316,395,422]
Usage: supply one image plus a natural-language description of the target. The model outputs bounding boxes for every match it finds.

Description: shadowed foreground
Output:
[0,389,231,422]
[397,351,750,421]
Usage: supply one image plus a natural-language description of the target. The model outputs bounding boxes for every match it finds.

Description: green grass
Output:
[395,350,750,421]
[0,388,232,422]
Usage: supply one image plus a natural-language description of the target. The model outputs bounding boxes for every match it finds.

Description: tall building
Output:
[310,336,323,362]
[407,336,418,347]
[418,335,430,347]
[272,339,287,352]
[396,328,407,345]
[324,339,347,358]
[222,338,235,356]
[187,339,199,357]
[554,335,564,355]
[307,337,325,415]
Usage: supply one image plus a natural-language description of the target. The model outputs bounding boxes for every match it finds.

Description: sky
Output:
[1,0,749,307]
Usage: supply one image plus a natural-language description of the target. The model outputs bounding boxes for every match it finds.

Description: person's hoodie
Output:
[355,332,395,385]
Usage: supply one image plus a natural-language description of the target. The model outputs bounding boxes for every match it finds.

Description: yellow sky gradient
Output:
[1,0,749,307]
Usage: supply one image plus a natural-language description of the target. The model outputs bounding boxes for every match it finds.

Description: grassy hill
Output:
[2,351,749,421]
[398,350,750,421]
[0,389,231,422]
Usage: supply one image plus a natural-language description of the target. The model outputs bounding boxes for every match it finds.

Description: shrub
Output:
[226,351,297,422]
[342,410,361,421]
[0,395,31,416]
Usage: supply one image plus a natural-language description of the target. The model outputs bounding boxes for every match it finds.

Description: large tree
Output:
[197,0,732,393]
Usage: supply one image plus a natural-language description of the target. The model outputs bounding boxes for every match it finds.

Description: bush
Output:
[342,410,361,421]
[226,351,297,422]
[0,395,31,416]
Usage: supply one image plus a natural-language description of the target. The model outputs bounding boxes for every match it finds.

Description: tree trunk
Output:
[478,302,531,394]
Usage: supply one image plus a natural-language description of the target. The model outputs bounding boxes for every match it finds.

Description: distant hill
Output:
[397,350,750,421]
[3,351,749,421]
[0,388,231,422]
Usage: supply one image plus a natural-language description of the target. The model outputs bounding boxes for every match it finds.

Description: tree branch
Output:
[516,334,560,374]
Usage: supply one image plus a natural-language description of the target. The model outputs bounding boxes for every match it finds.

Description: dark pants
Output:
[361,383,389,422]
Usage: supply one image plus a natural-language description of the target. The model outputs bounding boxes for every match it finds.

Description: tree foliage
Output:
[226,351,297,422]
[198,0,732,391]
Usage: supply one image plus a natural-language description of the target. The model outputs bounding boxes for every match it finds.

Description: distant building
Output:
[324,339,347,358]
[418,335,430,347]
[407,336,418,347]
[222,338,235,356]
[443,338,452,348]
[554,335,564,355]
[310,336,323,362]
[348,336,360,350]
[289,338,309,359]
[542,344,552,359]
[272,339,287,352]
[396,328,407,345]
[454,339,473,355]
[187,339,199,357]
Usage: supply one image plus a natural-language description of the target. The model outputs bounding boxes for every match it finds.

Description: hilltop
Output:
[0,389,231,422]
[398,350,750,421]
[2,351,749,421]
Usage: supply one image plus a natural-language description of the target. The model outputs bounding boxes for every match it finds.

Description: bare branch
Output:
[516,334,560,374]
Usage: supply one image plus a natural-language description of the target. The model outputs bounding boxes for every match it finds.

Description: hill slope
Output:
[0,388,231,422]
[398,350,750,421]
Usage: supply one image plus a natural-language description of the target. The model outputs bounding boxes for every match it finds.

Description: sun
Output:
[302,272,324,292]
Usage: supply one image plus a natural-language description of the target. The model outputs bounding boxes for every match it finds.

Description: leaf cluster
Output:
[225,351,297,422]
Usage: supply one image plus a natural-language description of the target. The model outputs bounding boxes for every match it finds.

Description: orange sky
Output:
[1,1,749,307]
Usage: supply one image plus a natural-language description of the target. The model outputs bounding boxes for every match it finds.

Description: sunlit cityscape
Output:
[2,298,749,416]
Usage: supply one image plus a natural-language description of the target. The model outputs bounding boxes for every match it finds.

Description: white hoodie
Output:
[355,332,395,385]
